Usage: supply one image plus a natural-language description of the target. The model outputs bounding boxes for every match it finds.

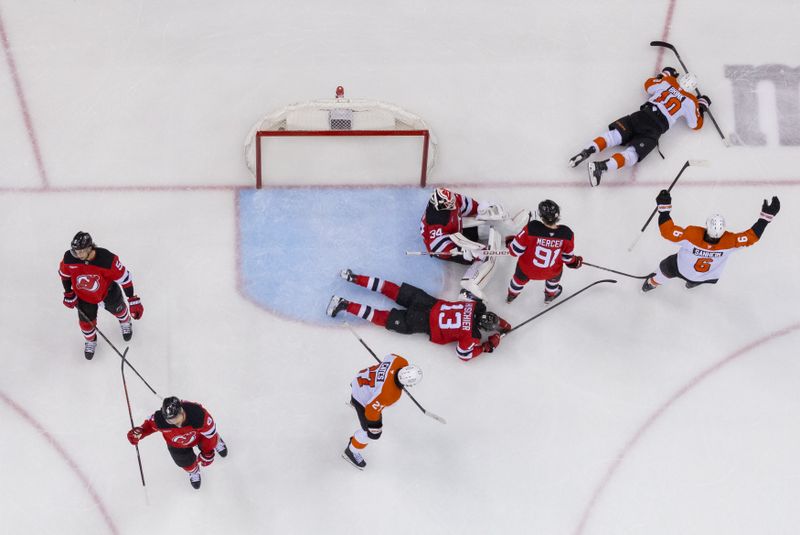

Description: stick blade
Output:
[425,410,447,424]
[650,40,675,50]
[687,159,710,167]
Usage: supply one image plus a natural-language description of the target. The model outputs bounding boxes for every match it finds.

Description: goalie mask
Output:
[477,311,500,331]
[538,199,560,225]
[430,188,456,211]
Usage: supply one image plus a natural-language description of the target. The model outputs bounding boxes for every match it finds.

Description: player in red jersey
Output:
[343,353,422,470]
[327,270,511,361]
[59,232,144,360]
[506,200,583,304]
[568,68,711,186]
[127,397,228,489]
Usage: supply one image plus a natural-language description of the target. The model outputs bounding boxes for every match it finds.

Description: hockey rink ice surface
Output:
[2,1,800,534]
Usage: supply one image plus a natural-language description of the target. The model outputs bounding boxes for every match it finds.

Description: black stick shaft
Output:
[650,40,727,144]
[121,348,146,486]
[76,308,159,396]
[582,262,651,280]
[639,160,690,232]
[505,279,617,335]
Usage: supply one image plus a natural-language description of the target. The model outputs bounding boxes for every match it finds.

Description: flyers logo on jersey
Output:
[75,274,101,292]
[170,431,196,446]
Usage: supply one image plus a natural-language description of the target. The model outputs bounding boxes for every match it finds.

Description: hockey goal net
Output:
[244,87,437,188]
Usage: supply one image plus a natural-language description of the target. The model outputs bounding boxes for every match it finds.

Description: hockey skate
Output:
[215,438,228,458]
[685,280,702,289]
[189,469,202,489]
[641,274,658,293]
[84,340,97,360]
[326,295,350,318]
[342,443,366,470]
[588,160,608,187]
[340,268,356,283]
[544,285,563,304]
[568,146,596,168]
[506,292,519,304]
[121,321,133,342]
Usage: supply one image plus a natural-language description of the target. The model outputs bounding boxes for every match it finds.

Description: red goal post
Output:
[244,88,437,188]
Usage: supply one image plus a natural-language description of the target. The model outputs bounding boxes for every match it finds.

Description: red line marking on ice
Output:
[0,5,48,188]
[0,390,119,534]
[573,322,800,535]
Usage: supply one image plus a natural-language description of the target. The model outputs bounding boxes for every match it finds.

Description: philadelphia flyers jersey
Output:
[136,401,218,449]
[508,220,576,280]
[644,74,703,130]
[420,192,479,254]
[58,247,132,304]
[659,218,760,282]
[351,354,408,421]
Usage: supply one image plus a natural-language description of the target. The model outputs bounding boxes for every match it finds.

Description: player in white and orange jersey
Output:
[342,354,423,470]
[641,189,780,292]
[568,67,711,186]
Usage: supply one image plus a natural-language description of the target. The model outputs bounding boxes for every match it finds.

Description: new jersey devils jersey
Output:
[351,354,407,421]
[428,299,486,360]
[58,247,132,304]
[137,401,219,451]
[420,192,479,255]
[508,220,576,280]
[643,74,703,130]
[659,218,760,282]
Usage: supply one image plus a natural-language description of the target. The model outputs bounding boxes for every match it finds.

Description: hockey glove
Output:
[661,67,679,78]
[128,295,144,320]
[498,318,512,335]
[761,196,780,218]
[198,450,215,466]
[481,333,502,353]
[656,189,672,212]
[63,291,77,309]
[565,255,583,269]
[697,95,711,115]
[127,427,143,445]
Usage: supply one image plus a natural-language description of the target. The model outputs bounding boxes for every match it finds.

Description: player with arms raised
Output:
[642,190,780,291]
[569,67,711,186]
[327,270,510,361]
[343,353,422,470]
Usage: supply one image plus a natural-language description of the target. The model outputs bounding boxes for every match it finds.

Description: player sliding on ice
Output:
[327,270,510,361]
[641,190,780,292]
[569,67,711,186]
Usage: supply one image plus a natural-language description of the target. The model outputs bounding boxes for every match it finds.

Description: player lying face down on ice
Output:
[327,270,511,361]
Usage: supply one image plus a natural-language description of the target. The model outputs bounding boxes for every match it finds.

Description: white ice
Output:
[1,1,799,534]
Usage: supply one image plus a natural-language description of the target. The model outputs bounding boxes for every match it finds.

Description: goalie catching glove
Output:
[476,202,507,221]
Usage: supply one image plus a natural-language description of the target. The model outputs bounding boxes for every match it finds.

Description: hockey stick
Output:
[405,250,510,257]
[627,160,706,252]
[502,279,617,336]
[120,347,147,487]
[76,308,159,396]
[343,322,447,424]
[582,262,651,280]
[650,40,729,147]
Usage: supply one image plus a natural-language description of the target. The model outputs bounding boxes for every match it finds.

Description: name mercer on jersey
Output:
[693,248,724,258]
[537,237,563,248]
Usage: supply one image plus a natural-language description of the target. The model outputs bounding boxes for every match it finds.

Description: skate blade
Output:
[341,451,365,471]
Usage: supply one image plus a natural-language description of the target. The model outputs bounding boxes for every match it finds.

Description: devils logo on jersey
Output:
[75,274,102,293]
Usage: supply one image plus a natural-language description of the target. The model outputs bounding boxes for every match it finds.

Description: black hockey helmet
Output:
[70,231,94,255]
[477,311,500,331]
[538,200,560,225]
[161,397,182,420]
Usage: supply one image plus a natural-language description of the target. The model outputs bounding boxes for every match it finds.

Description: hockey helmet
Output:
[705,214,726,240]
[430,188,456,211]
[678,72,698,93]
[70,231,94,255]
[478,311,500,331]
[397,365,423,387]
[161,396,183,421]
[538,199,560,225]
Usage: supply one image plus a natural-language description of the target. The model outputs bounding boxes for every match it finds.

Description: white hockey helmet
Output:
[677,72,698,93]
[397,364,423,387]
[430,188,456,211]
[705,214,726,239]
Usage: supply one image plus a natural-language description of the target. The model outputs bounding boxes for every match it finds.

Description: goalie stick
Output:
[650,40,729,147]
[405,250,510,257]
[343,322,447,424]
[502,279,617,336]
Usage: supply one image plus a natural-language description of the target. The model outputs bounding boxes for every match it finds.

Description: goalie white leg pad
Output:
[460,227,502,298]
[508,210,531,234]
[450,232,485,251]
